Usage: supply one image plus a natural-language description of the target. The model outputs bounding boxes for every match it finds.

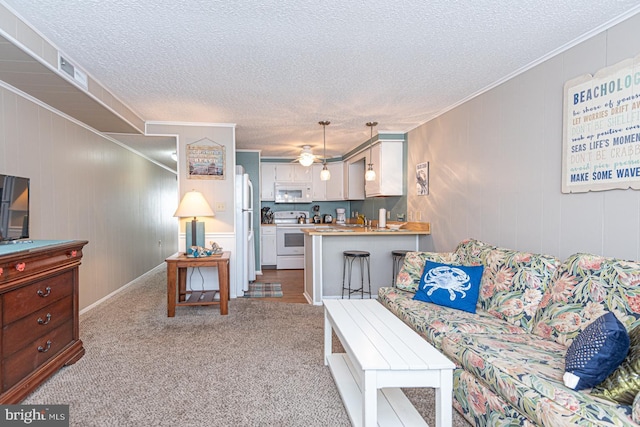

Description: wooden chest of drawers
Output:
[0,240,87,403]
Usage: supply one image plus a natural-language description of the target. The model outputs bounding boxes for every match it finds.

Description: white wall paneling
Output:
[0,83,178,310]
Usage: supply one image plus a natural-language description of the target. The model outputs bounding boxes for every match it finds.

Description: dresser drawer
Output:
[2,296,73,358]
[3,320,73,391]
[2,270,73,324]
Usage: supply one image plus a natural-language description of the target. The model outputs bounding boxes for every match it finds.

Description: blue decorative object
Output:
[413,261,484,313]
[564,312,630,390]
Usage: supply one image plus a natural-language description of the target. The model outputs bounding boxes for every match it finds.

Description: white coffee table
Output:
[323,299,455,427]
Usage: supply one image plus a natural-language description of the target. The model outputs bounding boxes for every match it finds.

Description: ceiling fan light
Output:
[299,153,315,167]
[320,164,331,181]
[299,145,315,167]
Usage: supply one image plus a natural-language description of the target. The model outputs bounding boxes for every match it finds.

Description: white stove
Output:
[273,210,310,225]
[273,211,310,269]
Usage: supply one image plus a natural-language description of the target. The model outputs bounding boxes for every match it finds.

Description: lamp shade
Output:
[173,190,215,218]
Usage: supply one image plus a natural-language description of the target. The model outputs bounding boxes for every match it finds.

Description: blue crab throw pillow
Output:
[413,261,484,313]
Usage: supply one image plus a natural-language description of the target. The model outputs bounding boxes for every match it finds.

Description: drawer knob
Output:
[15,262,25,272]
[37,340,52,353]
[37,313,52,325]
[37,286,52,297]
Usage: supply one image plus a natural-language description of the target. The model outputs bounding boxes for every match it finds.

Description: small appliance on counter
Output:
[323,213,333,223]
[261,206,274,224]
[336,208,346,224]
[312,205,322,224]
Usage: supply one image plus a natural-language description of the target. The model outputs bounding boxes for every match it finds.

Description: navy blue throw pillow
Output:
[564,312,630,390]
[413,261,484,313]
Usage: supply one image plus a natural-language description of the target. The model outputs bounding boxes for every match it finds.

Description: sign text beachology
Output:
[562,54,640,193]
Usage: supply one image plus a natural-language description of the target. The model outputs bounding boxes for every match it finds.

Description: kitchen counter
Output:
[302,222,430,235]
[303,222,430,305]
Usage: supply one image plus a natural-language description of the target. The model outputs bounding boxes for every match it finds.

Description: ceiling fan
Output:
[294,121,331,167]
[295,145,318,167]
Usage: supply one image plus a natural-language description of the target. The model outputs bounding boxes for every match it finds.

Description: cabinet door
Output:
[364,144,381,196]
[261,164,277,200]
[260,227,277,265]
[275,164,294,181]
[325,163,344,200]
[378,141,403,196]
[363,142,403,197]
[344,158,365,200]
[293,164,312,182]
[311,164,326,201]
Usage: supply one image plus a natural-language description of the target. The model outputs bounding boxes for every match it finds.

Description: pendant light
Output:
[319,120,331,181]
[365,121,378,181]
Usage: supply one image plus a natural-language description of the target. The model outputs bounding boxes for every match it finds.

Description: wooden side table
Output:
[165,251,230,317]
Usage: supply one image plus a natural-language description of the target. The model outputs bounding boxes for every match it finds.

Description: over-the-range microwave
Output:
[274,182,312,203]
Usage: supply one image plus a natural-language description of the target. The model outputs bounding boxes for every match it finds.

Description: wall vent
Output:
[58,55,88,90]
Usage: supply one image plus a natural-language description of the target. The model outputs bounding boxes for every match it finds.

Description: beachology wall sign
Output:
[562,54,640,193]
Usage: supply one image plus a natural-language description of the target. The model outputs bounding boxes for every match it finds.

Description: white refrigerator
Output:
[234,167,256,297]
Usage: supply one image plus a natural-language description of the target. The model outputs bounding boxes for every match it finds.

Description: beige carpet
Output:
[23,265,472,427]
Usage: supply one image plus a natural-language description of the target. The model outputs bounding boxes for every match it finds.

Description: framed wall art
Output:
[186,138,225,180]
[416,161,429,195]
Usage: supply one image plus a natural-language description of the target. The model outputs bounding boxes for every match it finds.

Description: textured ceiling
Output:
[3,0,640,163]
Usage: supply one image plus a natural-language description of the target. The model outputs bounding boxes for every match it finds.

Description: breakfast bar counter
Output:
[302,223,430,305]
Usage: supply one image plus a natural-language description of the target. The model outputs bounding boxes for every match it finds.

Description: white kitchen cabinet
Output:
[344,159,365,200]
[325,163,344,200]
[274,163,312,182]
[261,163,312,200]
[261,163,277,200]
[311,164,326,200]
[312,162,344,201]
[261,225,277,265]
[364,140,404,197]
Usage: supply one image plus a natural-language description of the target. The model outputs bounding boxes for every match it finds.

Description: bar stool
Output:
[391,250,410,286]
[342,250,371,299]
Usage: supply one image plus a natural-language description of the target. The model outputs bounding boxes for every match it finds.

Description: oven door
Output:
[276,226,305,255]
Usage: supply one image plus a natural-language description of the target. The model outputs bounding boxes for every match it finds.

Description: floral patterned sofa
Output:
[378,238,640,426]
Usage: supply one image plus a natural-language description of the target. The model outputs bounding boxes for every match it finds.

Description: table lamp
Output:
[173,190,215,250]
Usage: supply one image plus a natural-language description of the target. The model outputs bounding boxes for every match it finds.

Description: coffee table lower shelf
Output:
[327,353,428,427]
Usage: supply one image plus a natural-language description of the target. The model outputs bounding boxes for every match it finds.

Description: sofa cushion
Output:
[564,312,630,390]
[593,325,640,404]
[532,253,640,347]
[414,261,484,313]
[453,238,497,266]
[378,287,527,350]
[442,332,636,426]
[478,246,561,332]
[452,369,532,426]
[395,251,459,292]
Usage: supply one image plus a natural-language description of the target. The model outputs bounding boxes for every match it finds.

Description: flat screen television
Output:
[0,174,30,242]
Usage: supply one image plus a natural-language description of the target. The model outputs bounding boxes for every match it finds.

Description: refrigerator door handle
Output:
[247,178,254,212]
